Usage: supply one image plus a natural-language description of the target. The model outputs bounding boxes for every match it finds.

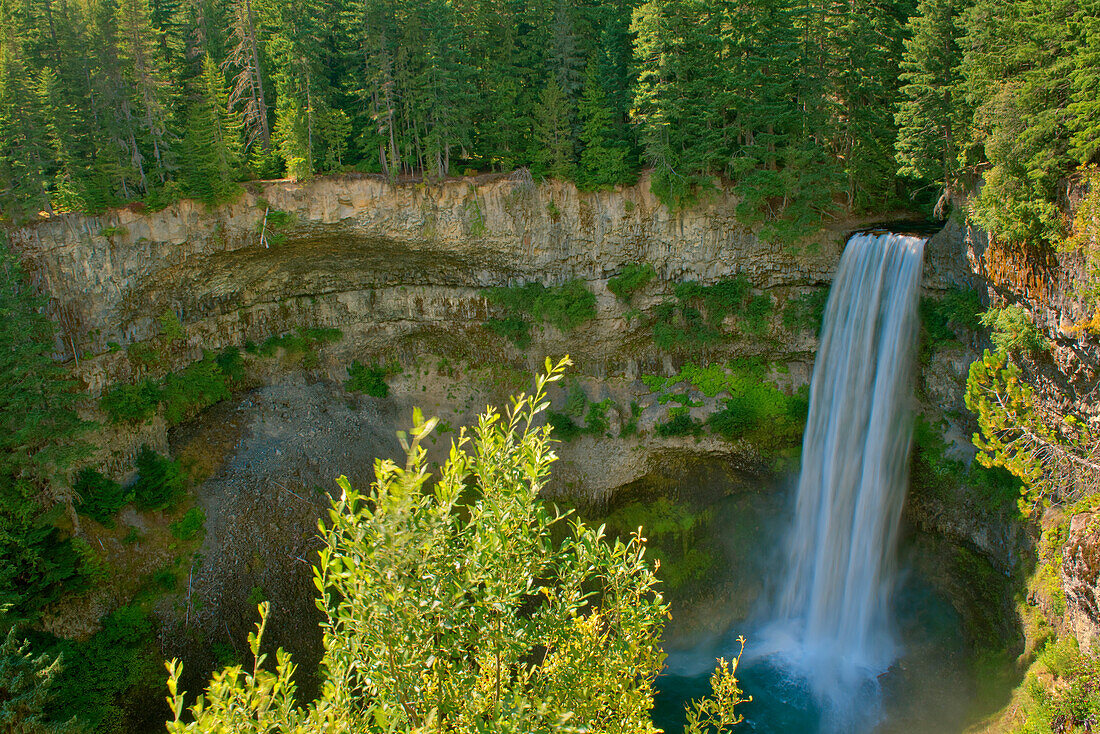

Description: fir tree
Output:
[577,57,630,189]
[895,0,967,215]
[532,78,575,180]
[0,247,87,620]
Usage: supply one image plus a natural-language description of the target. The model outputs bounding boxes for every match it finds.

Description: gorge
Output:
[2,170,1098,733]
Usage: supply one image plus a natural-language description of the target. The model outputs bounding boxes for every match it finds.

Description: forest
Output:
[0,0,1097,247]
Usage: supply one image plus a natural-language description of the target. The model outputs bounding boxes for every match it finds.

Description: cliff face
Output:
[12,172,933,396]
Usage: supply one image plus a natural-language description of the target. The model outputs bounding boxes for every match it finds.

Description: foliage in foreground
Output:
[167,357,745,732]
[965,349,1100,515]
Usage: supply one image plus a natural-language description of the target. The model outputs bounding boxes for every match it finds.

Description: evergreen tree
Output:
[0,0,55,221]
[532,78,574,179]
[1070,5,1100,166]
[577,57,630,189]
[0,627,72,733]
[895,0,968,215]
[115,0,175,193]
[0,247,87,620]
[181,56,244,203]
[631,0,727,207]
[225,0,272,155]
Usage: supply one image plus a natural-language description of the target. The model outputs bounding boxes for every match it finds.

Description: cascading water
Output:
[767,231,926,725]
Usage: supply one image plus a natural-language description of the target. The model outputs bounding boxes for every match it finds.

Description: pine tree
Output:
[0,0,55,221]
[226,0,272,154]
[1070,6,1100,166]
[115,0,175,193]
[577,57,630,189]
[179,53,244,200]
[0,627,71,733]
[895,0,967,214]
[532,78,574,179]
[0,247,87,620]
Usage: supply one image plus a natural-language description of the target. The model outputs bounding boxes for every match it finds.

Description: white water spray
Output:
[768,232,925,721]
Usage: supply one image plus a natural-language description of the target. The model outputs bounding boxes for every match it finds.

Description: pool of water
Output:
[646,482,1014,734]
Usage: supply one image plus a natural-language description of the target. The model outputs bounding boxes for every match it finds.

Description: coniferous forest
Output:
[0,0,1096,248]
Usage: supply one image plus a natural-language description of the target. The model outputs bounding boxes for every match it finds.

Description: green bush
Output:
[584,399,614,436]
[131,446,186,512]
[74,468,132,526]
[47,604,161,732]
[655,410,702,437]
[126,341,163,372]
[161,353,231,426]
[980,304,1050,354]
[169,507,206,542]
[484,279,597,333]
[345,360,395,398]
[782,289,829,332]
[911,415,1020,511]
[608,264,656,303]
[603,497,715,590]
[215,346,247,385]
[652,275,772,351]
[744,294,773,334]
[547,410,584,440]
[485,315,531,348]
[100,380,161,423]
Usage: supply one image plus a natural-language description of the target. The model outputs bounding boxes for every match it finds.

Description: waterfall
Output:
[769,232,925,721]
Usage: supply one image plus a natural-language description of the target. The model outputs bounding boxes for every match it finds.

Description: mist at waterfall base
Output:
[655,233,930,733]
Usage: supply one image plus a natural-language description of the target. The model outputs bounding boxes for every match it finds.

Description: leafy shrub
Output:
[980,304,1050,354]
[100,380,161,423]
[47,604,161,732]
[170,507,206,541]
[126,341,163,372]
[131,446,186,512]
[656,409,703,437]
[158,309,185,343]
[584,399,614,436]
[782,289,829,332]
[743,294,773,334]
[622,401,642,437]
[564,381,588,417]
[215,346,247,385]
[484,279,597,333]
[603,497,715,590]
[921,288,983,350]
[547,410,584,440]
[485,315,531,348]
[653,275,772,350]
[161,353,231,425]
[608,264,656,303]
[911,415,1020,511]
[256,204,298,246]
[345,360,395,398]
[74,468,132,526]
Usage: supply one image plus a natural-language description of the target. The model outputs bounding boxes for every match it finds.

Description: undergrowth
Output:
[483,280,596,347]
